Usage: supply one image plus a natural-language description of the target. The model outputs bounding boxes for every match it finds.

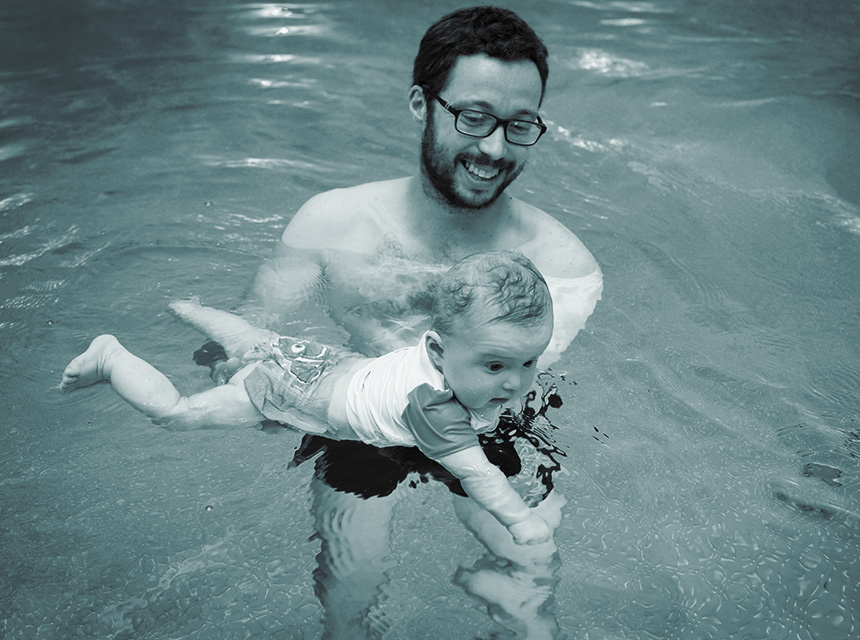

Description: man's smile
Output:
[463,159,501,181]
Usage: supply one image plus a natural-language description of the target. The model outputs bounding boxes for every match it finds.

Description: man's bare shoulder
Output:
[282,178,408,250]
[512,198,600,279]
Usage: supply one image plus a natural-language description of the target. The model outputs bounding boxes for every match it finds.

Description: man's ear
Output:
[424,330,445,371]
[408,85,428,124]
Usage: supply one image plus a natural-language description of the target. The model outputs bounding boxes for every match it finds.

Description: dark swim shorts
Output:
[289,429,521,499]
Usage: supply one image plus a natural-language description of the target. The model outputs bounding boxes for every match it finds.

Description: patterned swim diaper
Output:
[243,337,332,425]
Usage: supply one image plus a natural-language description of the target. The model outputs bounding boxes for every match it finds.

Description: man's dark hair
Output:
[412,6,549,104]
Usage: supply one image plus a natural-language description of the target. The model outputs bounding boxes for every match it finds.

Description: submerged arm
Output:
[404,385,551,545]
[239,242,327,324]
[436,446,551,546]
[539,270,603,367]
[237,190,348,331]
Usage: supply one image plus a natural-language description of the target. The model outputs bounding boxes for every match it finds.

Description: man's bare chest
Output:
[323,241,448,317]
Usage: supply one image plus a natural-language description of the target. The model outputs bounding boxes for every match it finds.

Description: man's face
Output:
[420,55,543,210]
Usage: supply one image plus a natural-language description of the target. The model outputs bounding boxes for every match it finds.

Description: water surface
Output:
[2,1,859,638]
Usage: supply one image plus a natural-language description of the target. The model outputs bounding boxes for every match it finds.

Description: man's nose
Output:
[477,126,508,159]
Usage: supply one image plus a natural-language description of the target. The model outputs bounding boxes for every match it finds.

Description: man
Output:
[241,7,601,364]
[214,7,602,638]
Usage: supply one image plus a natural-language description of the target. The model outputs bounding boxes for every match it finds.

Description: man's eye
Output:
[508,121,533,135]
[460,111,491,126]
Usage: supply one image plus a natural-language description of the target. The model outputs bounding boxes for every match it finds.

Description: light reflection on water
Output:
[1,0,859,639]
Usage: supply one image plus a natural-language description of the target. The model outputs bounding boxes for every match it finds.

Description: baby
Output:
[62,251,555,545]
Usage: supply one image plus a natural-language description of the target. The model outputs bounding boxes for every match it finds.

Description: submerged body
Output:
[62,252,558,546]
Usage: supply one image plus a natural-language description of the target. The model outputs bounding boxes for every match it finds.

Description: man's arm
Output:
[539,270,603,367]
[516,203,603,366]
[239,242,326,323]
[237,190,353,325]
[435,446,551,545]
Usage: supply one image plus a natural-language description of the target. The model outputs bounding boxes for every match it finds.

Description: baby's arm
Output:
[435,446,551,545]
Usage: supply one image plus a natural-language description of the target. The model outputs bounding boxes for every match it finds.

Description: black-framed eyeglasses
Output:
[429,93,547,147]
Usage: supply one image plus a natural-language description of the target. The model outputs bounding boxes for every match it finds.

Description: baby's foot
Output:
[61,334,122,391]
[168,296,202,321]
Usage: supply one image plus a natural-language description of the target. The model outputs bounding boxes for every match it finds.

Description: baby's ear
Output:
[424,331,446,370]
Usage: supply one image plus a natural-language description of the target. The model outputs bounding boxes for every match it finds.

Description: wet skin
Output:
[417,54,543,211]
[426,314,554,414]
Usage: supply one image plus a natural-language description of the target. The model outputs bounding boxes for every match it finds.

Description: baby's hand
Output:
[507,513,551,546]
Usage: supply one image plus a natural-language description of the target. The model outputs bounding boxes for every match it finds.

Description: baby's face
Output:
[439,315,553,413]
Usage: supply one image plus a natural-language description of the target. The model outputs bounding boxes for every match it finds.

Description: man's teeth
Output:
[464,161,500,180]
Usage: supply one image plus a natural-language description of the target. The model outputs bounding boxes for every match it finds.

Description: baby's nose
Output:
[501,371,521,391]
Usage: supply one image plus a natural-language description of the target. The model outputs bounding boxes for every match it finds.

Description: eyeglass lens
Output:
[456,110,542,145]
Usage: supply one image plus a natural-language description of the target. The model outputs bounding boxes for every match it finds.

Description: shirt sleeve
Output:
[402,384,480,459]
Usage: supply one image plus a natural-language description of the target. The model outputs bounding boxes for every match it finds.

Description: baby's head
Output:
[431,250,552,335]
[426,251,553,412]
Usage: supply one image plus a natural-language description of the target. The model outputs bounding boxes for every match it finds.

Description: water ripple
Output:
[571,49,650,77]
[197,155,316,170]
[0,192,33,212]
[0,225,79,268]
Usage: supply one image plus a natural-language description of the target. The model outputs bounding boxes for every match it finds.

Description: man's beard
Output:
[420,115,523,211]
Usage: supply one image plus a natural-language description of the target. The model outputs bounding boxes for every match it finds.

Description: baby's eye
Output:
[523,360,536,368]
[487,363,504,372]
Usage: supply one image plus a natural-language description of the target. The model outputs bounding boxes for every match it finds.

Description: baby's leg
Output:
[169,298,277,359]
[62,335,179,409]
[61,335,264,429]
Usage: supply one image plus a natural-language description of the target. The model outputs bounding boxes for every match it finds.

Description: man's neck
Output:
[401,175,517,261]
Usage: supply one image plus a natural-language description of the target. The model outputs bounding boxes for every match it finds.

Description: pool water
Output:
[2,1,859,638]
